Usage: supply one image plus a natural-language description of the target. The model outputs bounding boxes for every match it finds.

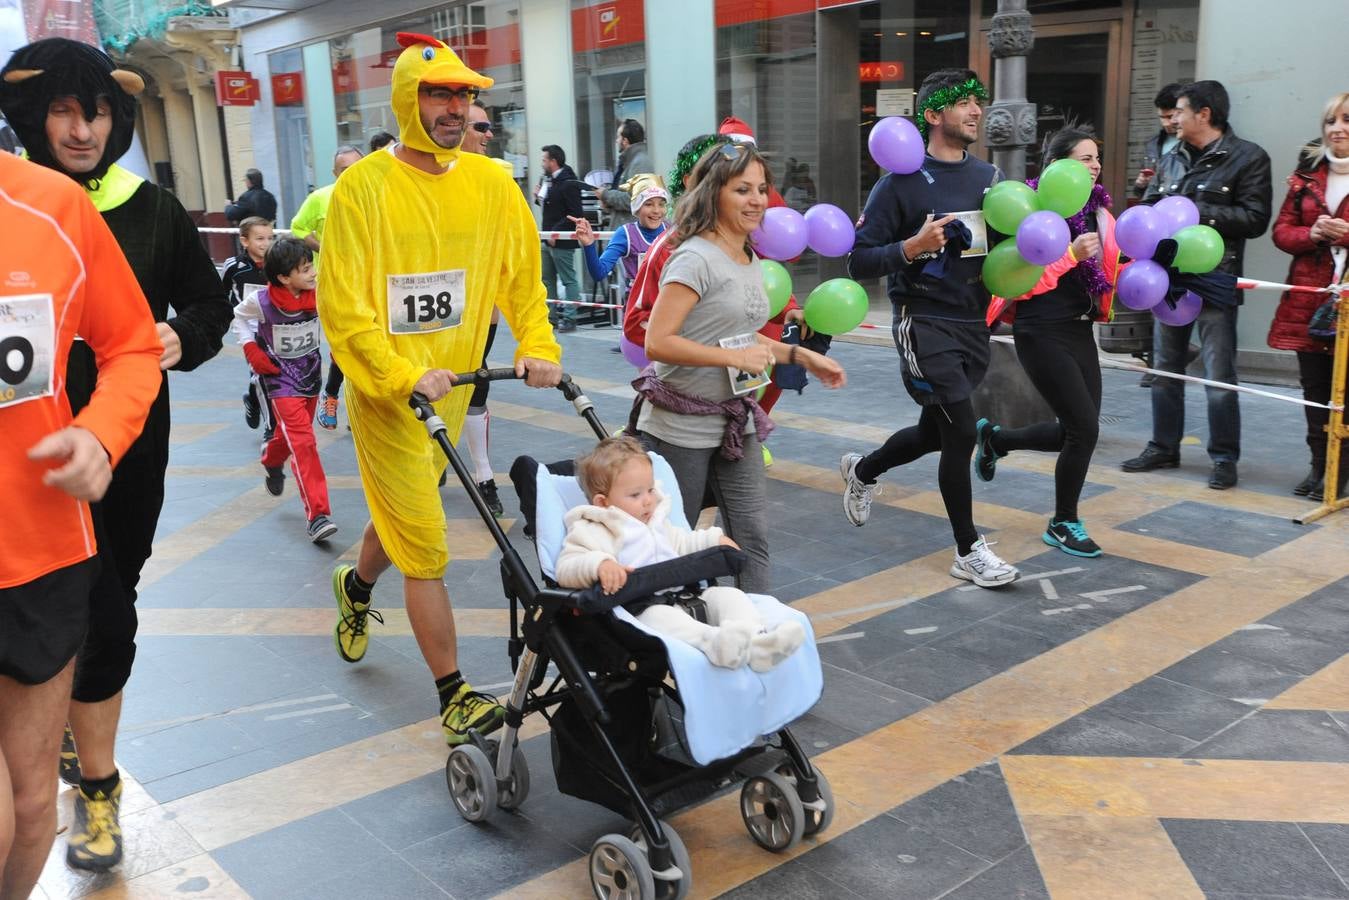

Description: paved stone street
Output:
[38,323,1349,899]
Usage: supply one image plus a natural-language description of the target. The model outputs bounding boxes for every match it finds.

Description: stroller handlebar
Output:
[409,369,580,421]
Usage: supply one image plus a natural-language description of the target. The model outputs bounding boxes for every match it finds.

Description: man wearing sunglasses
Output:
[461,101,493,155]
[317,32,561,747]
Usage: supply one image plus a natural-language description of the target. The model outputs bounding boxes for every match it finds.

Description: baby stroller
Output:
[410,369,835,900]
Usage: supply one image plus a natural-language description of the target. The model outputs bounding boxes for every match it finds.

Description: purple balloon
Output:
[1115,205,1166,260]
[804,203,856,257]
[1154,195,1200,235]
[751,207,809,261]
[1116,260,1170,311]
[619,334,649,369]
[868,116,925,175]
[1153,289,1203,326]
[1015,210,1070,266]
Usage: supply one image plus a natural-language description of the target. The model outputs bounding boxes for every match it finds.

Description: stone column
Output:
[984,0,1036,180]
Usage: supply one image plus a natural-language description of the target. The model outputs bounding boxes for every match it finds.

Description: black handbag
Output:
[1308,296,1340,341]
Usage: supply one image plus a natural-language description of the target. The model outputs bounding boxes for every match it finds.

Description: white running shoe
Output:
[950,536,1019,588]
[841,452,880,527]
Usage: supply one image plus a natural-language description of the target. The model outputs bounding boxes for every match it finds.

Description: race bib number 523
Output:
[387,270,466,335]
[0,293,55,409]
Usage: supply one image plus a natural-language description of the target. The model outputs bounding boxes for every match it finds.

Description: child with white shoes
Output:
[556,437,804,672]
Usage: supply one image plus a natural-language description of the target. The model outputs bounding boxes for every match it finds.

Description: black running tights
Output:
[856,398,979,553]
[992,320,1102,521]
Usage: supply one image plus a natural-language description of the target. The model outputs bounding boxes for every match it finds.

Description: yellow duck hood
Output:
[391,32,494,167]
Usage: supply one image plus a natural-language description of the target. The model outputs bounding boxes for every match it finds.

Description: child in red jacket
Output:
[232,237,337,542]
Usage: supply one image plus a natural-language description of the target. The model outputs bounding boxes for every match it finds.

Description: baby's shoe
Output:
[708,620,753,669]
[749,621,806,673]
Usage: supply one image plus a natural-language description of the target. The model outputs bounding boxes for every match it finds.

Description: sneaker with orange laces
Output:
[317,393,339,430]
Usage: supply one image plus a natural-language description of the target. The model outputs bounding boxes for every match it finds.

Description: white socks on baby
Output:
[706,620,806,672]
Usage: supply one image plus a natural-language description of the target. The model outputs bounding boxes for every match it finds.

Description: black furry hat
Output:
[0,38,143,185]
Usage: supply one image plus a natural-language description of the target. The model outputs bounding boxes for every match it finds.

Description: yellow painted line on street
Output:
[1004,755,1349,899]
[1003,755,1349,822]
[1020,813,1203,900]
[84,853,249,900]
[163,712,548,852]
[137,606,510,638]
[169,422,229,446]
[140,486,284,588]
[1266,654,1349,710]
[504,524,1347,898]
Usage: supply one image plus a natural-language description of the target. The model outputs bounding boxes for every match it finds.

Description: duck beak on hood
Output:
[392,32,494,168]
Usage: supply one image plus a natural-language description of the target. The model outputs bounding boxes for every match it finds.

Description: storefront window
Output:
[857,1,971,203]
[1126,4,1198,190]
[572,0,646,183]
[269,0,525,219]
[716,3,820,285]
[268,48,308,221]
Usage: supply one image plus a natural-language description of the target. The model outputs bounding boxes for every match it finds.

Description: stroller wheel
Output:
[628,819,692,900]
[776,764,835,837]
[446,744,497,823]
[589,834,655,900]
[740,772,805,852]
[496,744,531,811]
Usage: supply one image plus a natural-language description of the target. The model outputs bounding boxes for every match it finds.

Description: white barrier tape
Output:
[198,226,614,240]
[199,226,292,234]
[540,230,616,240]
[546,298,623,310]
[987,334,1342,412]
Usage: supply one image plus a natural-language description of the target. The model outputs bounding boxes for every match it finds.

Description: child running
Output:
[570,176,669,288]
[232,236,338,543]
[220,216,275,434]
[556,437,804,672]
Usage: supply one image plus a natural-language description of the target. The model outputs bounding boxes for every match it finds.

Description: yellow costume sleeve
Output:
[317,172,427,400]
[497,184,562,367]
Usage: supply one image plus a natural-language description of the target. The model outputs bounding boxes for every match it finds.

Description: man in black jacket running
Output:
[840,68,1019,589]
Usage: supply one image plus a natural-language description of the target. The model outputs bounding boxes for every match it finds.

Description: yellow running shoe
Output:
[441,682,505,746]
[333,565,382,663]
[67,780,122,871]
[59,723,81,786]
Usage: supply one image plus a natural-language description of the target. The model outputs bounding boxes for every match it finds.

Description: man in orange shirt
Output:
[0,151,162,900]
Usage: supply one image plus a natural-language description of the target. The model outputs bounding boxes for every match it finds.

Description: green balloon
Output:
[1036,158,1094,217]
[982,180,1040,235]
[761,259,793,317]
[1172,224,1225,274]
[804,278,869,335]
[982,239,1045,299]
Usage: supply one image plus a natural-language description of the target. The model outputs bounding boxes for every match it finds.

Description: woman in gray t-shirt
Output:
[637,142,845,592]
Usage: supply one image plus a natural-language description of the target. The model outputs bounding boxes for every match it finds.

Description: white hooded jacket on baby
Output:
[555,489,803,672]
[555,489,722,585]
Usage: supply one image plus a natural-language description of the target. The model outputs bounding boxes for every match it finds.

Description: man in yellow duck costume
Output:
[318,32,562,745]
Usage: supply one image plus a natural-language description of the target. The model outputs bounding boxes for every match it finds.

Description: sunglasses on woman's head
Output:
[716,142,749,162]
[470,121,492,133]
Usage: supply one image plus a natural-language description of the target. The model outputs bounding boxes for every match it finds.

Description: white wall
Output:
[519,0,577,220]
[1196,0,1349,356]
[643,0,716,177]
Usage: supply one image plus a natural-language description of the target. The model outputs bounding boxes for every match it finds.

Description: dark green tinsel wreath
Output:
[667,135,731,201]
[915,77,988,137]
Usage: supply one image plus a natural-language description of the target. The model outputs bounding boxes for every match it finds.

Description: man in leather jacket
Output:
[1123,80,1272,490]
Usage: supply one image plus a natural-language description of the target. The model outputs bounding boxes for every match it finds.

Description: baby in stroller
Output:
[556,436,805,672]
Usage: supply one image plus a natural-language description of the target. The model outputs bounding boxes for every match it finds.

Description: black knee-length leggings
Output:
[991,319,1102,522]
[856,398,980,553]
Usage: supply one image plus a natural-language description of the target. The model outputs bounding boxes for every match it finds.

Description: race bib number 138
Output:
[387,270,466,335]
